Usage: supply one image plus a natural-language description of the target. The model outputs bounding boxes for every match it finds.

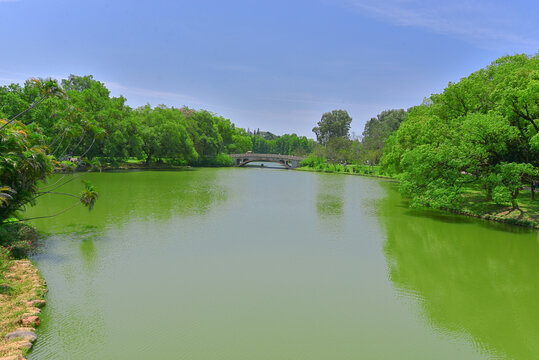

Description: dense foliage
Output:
[361,109,407,164]
[248,130,315,156]
[312,109,352,144]
[305,108,408,165]
[0,120,53,219]
[381,54,539,209]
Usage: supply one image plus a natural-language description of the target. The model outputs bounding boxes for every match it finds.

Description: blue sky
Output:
[1,0,537,137]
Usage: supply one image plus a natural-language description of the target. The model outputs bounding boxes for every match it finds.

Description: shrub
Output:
[89,159,102,171]
[189,153,233,167]
[492,186,512,205]
[60,161,77,172]
[0,223,37,259]
[169,158,188,166]
[300,156,326,168]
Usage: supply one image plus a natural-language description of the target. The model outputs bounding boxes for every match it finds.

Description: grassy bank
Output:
[0,224,47,359]
[455,189,538,229]
[55,154,236,173]
[297,164,391,178]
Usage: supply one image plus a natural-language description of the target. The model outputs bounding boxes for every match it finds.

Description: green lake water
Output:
[24,168,538,359]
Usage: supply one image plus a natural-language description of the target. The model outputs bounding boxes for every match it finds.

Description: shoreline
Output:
[441,207,539,230]
[0,259,47,360]
[295,166,395,180]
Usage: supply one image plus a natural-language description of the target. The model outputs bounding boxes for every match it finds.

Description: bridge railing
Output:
[228,153,305,161]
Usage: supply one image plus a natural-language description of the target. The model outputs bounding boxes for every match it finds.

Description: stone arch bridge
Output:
[228,153,305,169]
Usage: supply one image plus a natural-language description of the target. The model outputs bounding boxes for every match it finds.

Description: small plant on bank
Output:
[300,156,326,168]
[0,223,38,259]
[89,159,102,172]
[59,161,77,173]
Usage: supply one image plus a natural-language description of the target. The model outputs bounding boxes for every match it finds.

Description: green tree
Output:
[62,76,133,160]
[0,120,53,223]
[135,105,198,164]
[491,163,537,209]
[186,110,223,157]
[361,109,406,163]
[229,134,253,153]
[312,110,352,144]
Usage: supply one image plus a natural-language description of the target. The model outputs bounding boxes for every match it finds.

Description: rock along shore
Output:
[0,260,47,360]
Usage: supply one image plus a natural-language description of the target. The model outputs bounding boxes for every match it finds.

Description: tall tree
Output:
[361,109,406,163]
[134,105,198,164]
[312,110,352,144]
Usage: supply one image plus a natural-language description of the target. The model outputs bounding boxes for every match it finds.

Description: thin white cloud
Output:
[104,81,206,106]
[341,0,539,50]
[259,93,387,108]
[0,72,212,109]
[0,69,67,84]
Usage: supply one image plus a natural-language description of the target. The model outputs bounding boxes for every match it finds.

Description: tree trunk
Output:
[512,190,520,209]
[531,181,535,201]
[146,153,152,165]
[485,185,492,201]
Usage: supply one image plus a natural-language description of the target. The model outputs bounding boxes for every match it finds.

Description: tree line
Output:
[0,75,261,167]
[248,130,315,156]
[304,108,407,165]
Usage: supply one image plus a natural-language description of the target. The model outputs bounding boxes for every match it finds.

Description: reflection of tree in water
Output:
[104,170,229,222]
[316,193,343,216]
[316,174,345,218]
[378,182,539,360]
[78,227,101,272]
[27,169,229,230]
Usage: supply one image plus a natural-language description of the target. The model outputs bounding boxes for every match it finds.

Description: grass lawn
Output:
[460,188,538,227]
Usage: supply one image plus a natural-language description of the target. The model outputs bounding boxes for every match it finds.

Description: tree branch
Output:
[16,201,81,222]
[0,97,45,131]
[34,174,85,199]
[79,138,95,158]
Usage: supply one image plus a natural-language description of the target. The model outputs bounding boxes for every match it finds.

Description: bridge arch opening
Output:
[238,159,291,169]
[229,153,304,169]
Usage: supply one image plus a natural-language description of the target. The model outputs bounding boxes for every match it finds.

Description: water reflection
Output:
[26,169,229,232]
[378,182,539,360]
[79,240,96,270]
[316,174,345,217]
[314,174,346,239]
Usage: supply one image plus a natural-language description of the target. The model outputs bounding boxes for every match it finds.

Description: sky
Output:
[1,0,538,138]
